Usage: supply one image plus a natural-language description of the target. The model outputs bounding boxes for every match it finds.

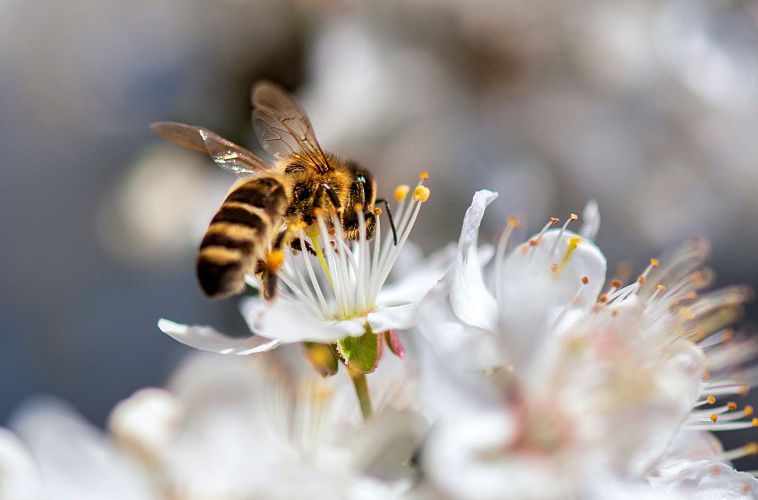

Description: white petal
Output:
[367,304,417,332]
[158,318,279,355]
[108,388,183,466]
[497,228,606,368]
[240,297,353,343]
[10,399,155,500]
[0,428,41,500]
[449,190,499,331]
[579,199,600,241]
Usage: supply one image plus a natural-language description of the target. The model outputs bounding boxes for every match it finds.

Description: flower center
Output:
[274,173,430,322]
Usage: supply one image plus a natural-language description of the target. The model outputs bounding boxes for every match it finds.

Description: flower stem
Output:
[349,368,373,420]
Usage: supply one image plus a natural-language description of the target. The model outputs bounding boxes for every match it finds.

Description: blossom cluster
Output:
[2,186,757,500]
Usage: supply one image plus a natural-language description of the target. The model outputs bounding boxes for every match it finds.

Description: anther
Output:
[637,275,646,285]
[746,405,755,416]
[550,217,560,223]
[550,263,559,272]
[508,217,520,229]
[650,258,660,267]
[419,171,429,180]
[354,203,363,212]
[711,414,719,423]
[707,395,717,405]
[598,294,608,303]
[582,276,589,285]
[611,279,623,288]
[394,185,410,202]
[373,207,382,216]
[727,402,738,411]
[413,186,431,202]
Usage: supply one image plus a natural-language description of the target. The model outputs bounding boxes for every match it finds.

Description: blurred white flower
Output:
[417,190,757,499]
[160,175,445,374]
[0,353,424,500]
[0,400,156,500]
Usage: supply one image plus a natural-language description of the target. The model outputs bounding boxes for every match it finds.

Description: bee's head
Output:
[347,161,376,210]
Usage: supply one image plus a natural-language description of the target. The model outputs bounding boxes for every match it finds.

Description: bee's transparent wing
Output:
[251,82,330,173]
[151,122,271,176]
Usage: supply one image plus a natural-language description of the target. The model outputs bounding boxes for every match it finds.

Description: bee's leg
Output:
[322,184,343,214]
[262,227,291,300]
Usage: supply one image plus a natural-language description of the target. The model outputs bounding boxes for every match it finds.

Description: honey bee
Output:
[152,82,392,300]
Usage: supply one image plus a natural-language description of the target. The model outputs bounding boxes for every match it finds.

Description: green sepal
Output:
[336,326,383,374]
[302,342,339,377]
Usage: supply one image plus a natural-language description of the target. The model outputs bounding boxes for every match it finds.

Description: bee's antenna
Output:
[375,198,397,245]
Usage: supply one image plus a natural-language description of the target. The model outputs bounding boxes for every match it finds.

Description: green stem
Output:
[349,369,373,420]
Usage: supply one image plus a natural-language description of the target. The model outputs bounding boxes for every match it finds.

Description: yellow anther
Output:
[753,418,758,427]
[679,307,696,321]
[746,405,754,416]
[657,284,666,291]
[707,395,717,405]
[413,185,431,202]
[419,171,430,180]
[710,414,719,423]
[508,217,520,228]
[394,184,410,202]
[354,203,363,212]
[637,275,646,285]
[266,250,285,272]
[570,213,578,221]
[746,442,758,455]
[373,207,382,216]
[550,217,560,223]
[650,258,660,267]
[312,207,324,218]
[739,385,750,397]
[727,402,738,411]
[582,275,589,285]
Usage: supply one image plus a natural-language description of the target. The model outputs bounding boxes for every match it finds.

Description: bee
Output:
[152,82,393,300]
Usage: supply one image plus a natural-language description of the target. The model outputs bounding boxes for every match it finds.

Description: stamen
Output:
[529,218,558,260]
[549,213,578,256]
[714,443,758,462]
[394,185,410,202]
[413,186,431,202]
[495,217,519,305]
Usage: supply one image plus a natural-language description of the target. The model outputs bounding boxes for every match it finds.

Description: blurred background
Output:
[2,0,758,459]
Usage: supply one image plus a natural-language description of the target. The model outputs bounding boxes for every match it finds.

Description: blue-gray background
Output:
[2,0,758,463]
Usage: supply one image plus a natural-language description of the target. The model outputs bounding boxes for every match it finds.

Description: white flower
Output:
[159,175,446,359]
[0,399,156,500]
[417,190,757,499]
[418,189,607,370]
[109,352,424,500]
[0,352,424,500]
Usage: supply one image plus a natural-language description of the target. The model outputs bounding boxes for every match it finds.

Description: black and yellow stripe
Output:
[197,177,287,298]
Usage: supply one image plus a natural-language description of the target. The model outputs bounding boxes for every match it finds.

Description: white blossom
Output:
[416,190,757,499]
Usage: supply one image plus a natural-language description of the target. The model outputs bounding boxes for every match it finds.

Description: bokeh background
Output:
[2,0,758,461]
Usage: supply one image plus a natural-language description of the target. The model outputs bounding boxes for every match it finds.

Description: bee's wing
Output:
[251,82,330,173]
[151,122,271,176]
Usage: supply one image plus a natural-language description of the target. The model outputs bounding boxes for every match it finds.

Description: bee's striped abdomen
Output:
[197,177,287,298]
